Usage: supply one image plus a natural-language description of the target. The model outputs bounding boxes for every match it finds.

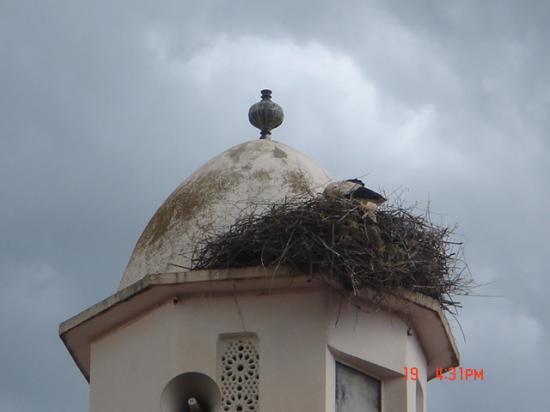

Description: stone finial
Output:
[248,89,284,139]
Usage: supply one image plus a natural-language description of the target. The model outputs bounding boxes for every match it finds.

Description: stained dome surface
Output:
[120,139,332,289]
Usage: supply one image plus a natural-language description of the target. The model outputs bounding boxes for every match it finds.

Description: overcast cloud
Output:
[1,1,549,410]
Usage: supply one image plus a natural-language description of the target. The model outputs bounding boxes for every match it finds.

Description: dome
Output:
[120,139,332,289]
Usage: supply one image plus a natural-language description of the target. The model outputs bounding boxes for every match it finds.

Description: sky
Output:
[1,0,549,410]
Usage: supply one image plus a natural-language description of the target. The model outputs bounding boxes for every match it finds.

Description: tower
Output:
[60,90,458,412]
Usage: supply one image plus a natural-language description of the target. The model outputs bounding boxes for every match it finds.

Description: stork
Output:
[323,178,386,254]
[323,178,386,221]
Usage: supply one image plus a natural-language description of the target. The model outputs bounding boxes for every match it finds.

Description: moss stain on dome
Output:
[135,169,243,250]
[272,146,288,159]
[251,169,272,182]
[227,144,248,163]
[284,169,312,195]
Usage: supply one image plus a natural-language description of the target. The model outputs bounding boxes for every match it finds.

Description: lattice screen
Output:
[218,334,259,412]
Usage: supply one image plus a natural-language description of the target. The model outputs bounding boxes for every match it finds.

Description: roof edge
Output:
[59,267,459,382]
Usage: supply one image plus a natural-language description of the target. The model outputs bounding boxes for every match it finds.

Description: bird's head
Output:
[346,178,364,186]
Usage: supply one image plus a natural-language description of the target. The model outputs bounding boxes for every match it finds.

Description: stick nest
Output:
[191,195,471,312]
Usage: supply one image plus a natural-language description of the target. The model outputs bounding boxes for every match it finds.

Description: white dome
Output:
[120,139,332,289]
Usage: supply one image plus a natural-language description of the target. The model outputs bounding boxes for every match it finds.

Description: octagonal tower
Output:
[60,90,458,412]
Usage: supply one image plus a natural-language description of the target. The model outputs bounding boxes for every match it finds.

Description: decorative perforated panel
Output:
[218,334,259,412]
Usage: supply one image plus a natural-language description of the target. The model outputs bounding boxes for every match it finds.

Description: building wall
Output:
[325,289,427,412]
[89,285,428,412]
[406,329,428,412]
[90,288,328,412]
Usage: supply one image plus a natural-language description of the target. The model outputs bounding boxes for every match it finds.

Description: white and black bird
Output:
[324,178,386,221]
[324,178,387,253]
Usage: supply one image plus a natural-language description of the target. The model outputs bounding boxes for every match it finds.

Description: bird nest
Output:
[191,195,471,312]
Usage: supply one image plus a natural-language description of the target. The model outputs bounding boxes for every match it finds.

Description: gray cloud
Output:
[1,0,548,410]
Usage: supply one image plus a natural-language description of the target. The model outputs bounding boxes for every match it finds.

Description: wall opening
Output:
[336,362,381,412]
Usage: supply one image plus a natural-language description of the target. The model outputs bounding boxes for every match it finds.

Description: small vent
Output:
[218,334,259,412]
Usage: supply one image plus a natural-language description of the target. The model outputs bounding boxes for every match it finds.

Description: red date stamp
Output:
[404,367,484,381]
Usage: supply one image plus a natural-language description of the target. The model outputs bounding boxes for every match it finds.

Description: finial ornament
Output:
[248,89,284,139]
